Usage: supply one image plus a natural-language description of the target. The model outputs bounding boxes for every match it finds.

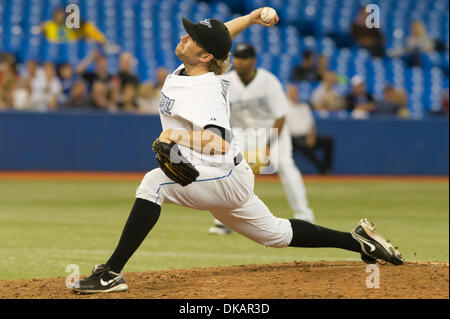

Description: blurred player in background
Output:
[209,43,315,235]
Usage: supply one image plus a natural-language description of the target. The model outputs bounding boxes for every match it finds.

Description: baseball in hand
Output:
[261,7,277,23]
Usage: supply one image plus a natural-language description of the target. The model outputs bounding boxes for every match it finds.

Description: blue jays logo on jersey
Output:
[199,19,212,28]
[159,93,175,115]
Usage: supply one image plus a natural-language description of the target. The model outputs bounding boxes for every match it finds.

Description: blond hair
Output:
[208,54,230,75]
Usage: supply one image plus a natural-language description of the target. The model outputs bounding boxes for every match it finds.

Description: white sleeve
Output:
[267,75,289,119]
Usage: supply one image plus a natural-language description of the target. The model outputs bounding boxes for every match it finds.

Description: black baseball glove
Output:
[152,139,200,186]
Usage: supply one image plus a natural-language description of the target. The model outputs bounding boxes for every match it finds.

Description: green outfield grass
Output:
[0,178,448,279]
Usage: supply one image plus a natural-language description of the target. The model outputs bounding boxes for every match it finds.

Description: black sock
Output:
[288,219,361,253]
[106,198,161,273]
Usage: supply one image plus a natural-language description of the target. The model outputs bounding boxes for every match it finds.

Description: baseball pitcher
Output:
[72,8,403,294]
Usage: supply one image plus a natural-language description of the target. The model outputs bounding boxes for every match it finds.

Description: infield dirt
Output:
[1,261,448,299]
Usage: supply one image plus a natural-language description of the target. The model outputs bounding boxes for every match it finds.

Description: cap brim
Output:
[181,17,203,45]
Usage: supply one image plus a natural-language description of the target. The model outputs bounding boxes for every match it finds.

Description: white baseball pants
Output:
[269,128,314,221]
[136,160,293,248]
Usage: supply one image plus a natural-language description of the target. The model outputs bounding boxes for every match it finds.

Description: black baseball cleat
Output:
[72,264,128,294]
[351,219,404,265]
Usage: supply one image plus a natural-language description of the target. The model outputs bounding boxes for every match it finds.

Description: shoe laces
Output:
[92,264,110,275]
[90,264,120,281]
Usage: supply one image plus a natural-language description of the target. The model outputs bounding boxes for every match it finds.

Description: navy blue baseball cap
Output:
[182,17,232,60]
[233,43,256,59]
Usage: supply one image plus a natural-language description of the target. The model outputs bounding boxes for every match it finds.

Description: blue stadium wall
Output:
[0,111,448,175]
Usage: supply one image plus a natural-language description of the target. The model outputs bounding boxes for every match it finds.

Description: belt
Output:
[234,153,243,166]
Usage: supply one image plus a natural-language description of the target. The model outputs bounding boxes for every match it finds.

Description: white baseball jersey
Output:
[224,68,289,130]
[158,64,240,167]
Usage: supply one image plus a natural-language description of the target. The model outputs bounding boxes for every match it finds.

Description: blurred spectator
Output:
[117,83,139,112]
[430,90,450,116]
[20,60,45,88]
[0,54,19,109]
[116,52,139,91]
[74,19,107,44]
[441,91,449,115]
[138,67,168,114]
[390,19,448,60]
[374,85,409,118]
[406,21,435,54]
[30,62,62,111]
[39,8,77,43]
[350,7,385,57]
[154,67,168,92]
[137,83,159,114]
[76,49,112,90]
[109,79,122,110]
[286,84,334,174]
[58,63,77,104]
[345,75,375,117]
[389,20,436,67]
[12,80,32,110]
[89,81,112,110]
[15,60,45,110]
[38,8,107,45]
[60,80,91,109]
[311,71,345,111]
[316,54,329,81]
[291,50,322,82]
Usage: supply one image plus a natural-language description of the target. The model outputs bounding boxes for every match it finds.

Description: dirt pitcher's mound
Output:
[1,261,448,299]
